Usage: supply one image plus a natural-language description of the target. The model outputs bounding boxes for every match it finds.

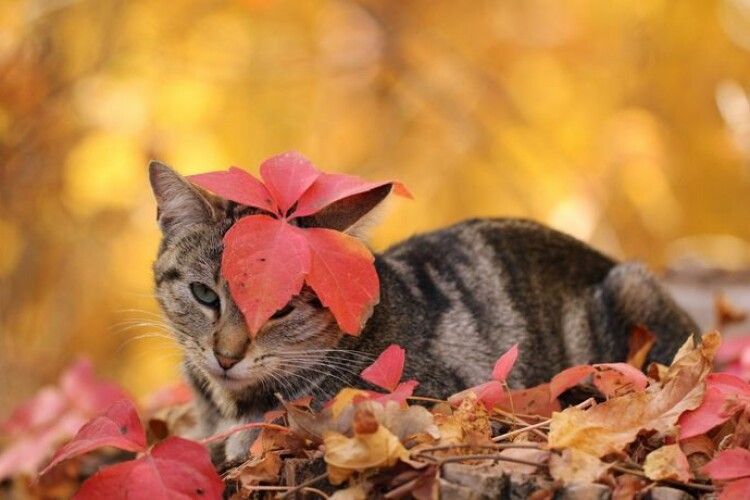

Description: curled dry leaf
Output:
[549,448,610,484]
[643,444,690,482]
[549,331,720,457]
[626,325,657,370]
[323,424,408,485]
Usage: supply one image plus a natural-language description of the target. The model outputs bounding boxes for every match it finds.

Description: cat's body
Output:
[149,162,698,463]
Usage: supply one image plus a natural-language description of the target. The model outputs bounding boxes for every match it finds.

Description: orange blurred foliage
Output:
[1,0,750,415]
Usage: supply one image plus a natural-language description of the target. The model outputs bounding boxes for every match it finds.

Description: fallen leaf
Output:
[679,372,750,439]
[701,448,750,480]
[492,344,519,382]
[549,448,610,484]
[41,399,146,475]
[323,425,408,485]
[643,444,690,482]
[74,437,223,500]
[360,344,405,392]
[627,325,657,369]
[549,331,720,457]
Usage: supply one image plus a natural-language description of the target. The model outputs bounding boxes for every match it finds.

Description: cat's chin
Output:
[210,373,253,392]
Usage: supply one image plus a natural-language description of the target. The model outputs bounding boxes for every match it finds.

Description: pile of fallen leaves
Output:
[3,328,750,499]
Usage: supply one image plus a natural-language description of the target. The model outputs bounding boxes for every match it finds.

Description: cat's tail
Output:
[600,262,701,366]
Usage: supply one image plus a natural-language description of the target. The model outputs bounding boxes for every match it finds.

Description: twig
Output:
[200,422,289,444]
[407,396,448,404]
[492,397,595,442]
[437,453,546,468]
[414,442,543,456]
[244,485,330,499]
[611,465,715,493]
[278,472,330,499]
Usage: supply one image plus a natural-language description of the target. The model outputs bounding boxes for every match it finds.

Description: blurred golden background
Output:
[2,0,750,416]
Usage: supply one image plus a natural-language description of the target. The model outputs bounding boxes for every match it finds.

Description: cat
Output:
[149,160,699,464]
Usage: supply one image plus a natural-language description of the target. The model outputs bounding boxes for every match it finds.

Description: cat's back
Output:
[362,218,694,395]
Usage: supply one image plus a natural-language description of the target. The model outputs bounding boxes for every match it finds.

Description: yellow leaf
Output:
[549,449,610,484]
[331,388,369,419]
[643,444,690,482]
[323,425,409,484]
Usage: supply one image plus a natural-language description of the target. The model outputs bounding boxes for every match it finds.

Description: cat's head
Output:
[148,161,389,393]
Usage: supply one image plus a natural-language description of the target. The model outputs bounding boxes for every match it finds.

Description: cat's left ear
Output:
[149,161,221,234]
[296,184,392,240]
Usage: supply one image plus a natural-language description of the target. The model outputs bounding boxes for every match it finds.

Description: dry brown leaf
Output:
[643,444,690,482]
[627,325,656,369]
[225,451,283,487]
[452,392,492,440]
[329,483,368,499]
[323,424,408,485]
[495,448,550,475]
[681,434,715,472]
[715,292,747,329]
[549,331,720,457]
[611,474,648,500]
[549,448,610,484]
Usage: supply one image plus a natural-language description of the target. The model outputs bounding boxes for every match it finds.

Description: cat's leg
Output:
[599,261,700,365]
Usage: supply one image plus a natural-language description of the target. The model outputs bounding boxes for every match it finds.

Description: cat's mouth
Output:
[203,364,255,391]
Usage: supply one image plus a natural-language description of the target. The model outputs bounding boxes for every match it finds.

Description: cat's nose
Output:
[214,351,241,370]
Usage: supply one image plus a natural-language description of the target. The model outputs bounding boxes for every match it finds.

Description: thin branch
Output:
[200,422,289,444]
[278,472,330,499]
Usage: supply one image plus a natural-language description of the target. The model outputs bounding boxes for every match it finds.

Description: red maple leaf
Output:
[188,152,410,336]
[40,399,223,500]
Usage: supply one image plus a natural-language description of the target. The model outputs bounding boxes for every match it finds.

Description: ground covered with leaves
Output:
[2,318,750,498]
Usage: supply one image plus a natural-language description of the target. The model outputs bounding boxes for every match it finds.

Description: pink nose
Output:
[214,352,241,370]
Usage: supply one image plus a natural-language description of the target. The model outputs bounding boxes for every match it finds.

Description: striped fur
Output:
[149,161,699,463]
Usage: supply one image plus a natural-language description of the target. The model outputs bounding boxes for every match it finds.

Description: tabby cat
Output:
[149,161,699,463]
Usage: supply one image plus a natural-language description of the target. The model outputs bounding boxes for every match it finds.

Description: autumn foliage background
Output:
[1,0,750,420]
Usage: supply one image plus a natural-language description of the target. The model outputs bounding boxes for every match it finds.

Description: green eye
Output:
[190,282,220,308]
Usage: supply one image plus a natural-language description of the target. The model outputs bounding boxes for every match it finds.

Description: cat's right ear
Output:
[149,161,217,234]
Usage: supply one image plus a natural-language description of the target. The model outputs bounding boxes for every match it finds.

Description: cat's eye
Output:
[190,282,220,308]
[270,303,295,320]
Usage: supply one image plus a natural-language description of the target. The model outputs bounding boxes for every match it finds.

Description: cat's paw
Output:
[223,427,260,464]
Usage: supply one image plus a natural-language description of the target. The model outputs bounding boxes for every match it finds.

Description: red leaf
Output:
[74,437,223,500]
[719,478,750,500]
[41,400,146,475]
[294,173,412,218]
[370,380,419,406]
[188,167,276,213]
[222,216,311,335]
[259,152,320,214]
[61,359,131,415]
[0,358,130,479]
[361,345,406,392]
[304,228,379,334]
[679,373,750,440]
[701,448,750,480]
[492,344,519,382]
[550,363,647,399]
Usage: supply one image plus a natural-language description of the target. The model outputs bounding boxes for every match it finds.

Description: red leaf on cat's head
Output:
[361,344,406,392]
[259,152,320,214]
[492,344,518,382]
[74,437,224,500]
[304,228,379,334]
[188,152,409,337]
[188,167,276,213]
[40,399,146,476]
[294,172,412,218]
[222,216,311,335]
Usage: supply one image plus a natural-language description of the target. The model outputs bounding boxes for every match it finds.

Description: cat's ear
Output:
[149,161,219,234]
[297,184,392,239]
